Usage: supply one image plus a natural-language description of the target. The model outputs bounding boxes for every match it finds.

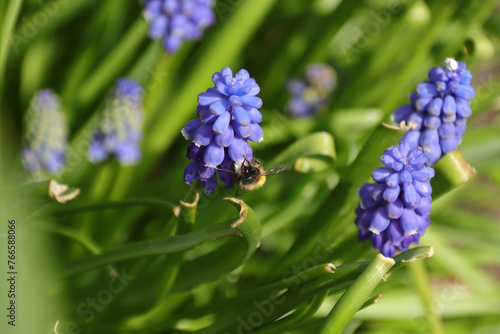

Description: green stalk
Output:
[408,260,445,334]
[432,149,476,199]
[0,0,22,98]
[318,254,395,334]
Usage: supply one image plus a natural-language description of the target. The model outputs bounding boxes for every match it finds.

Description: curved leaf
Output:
[270,131,336,168]
[61,197,261,277]
[60,221,238,277]
[225,197,262,264]
[53,198,176,215]
[295,156,332,173]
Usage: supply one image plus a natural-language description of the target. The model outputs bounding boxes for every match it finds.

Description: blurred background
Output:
[1,0,500,333]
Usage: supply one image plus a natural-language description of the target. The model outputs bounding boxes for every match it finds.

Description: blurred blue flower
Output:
[355,141,435,257]
[182,67,263,194]
[88,78,144,166]
[285,63,337,117]
[22,90,68,177]
[143,0,216,53]
[393,57,475,165]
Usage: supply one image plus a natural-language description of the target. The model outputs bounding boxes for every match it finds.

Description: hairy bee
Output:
[230,157,291,194]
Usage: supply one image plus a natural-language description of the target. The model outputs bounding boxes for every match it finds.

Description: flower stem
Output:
[407,259,445,334]
[318,254,395,334]
[432,149,476,199]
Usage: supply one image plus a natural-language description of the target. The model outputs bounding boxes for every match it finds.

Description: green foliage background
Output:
[1,0,500,333]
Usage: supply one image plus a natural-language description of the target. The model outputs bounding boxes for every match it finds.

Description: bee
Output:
[222,157,291,194]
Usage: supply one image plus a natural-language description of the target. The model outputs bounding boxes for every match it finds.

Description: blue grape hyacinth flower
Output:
[393,57,475,165]
[88,78,144,166]
[143,0,215,53]
[354,141,435,257]
[286,63,337,117]
[22,90,68,177]
[182,67,263,194]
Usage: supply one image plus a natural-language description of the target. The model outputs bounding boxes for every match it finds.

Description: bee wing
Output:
[262,164,291,176]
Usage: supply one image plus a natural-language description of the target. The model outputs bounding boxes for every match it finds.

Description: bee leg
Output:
[235,186,247,197]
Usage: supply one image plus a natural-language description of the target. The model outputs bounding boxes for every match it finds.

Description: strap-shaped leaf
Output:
[60,197,261,277]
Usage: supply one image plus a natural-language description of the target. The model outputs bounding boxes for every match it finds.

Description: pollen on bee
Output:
[240,175,267,192]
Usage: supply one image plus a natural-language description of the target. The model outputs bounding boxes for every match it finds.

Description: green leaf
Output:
[390,246,435,271]
[61,197,261,278]
[294,156,332,173]
[60,221,238,277]
[329,108,384,140]
[225,197,262,264]
[52,198,176,215]
[269,131,336,168]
